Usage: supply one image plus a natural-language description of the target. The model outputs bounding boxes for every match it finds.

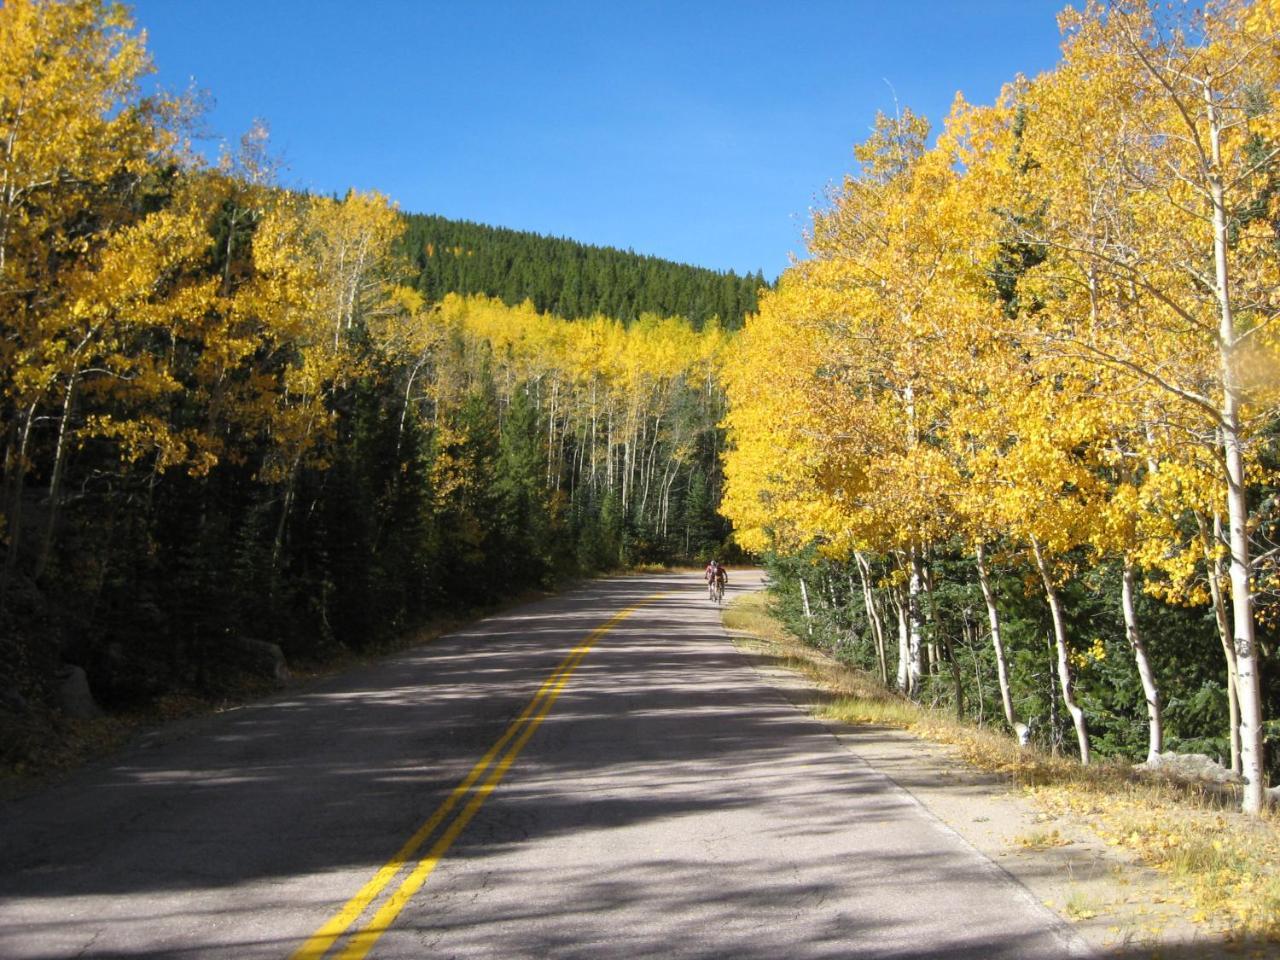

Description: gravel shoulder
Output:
[729,630,1267,960]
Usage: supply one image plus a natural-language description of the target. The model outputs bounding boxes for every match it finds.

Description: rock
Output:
[57,665,102,720]
[93,640,170,701]
[1267,785,1280,808]
[1135,751,1240,784]
[227,638,291,687]
[1013,722,1031,747]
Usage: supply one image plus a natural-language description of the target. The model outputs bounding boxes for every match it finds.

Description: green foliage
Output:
[682,471,717,560]
[399,213,767,330]
[760,545,1280,780]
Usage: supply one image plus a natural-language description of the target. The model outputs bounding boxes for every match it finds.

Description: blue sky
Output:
[130,1,1070,279]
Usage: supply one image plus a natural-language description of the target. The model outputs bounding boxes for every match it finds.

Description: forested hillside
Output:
[0,0,734,760]
[399,214,766,329]
[721,0,1280,814]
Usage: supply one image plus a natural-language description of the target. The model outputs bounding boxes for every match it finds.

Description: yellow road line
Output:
[290,594,665,960]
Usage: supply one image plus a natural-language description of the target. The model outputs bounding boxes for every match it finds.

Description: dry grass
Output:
[1014,827,1073,850]
[724,589,1280,946]
[1062,886,1102,921]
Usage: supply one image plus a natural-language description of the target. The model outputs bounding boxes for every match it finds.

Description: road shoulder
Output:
[727,621,1250,959]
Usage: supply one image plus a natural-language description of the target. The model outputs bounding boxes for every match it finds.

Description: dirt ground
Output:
[731,631,1277,960]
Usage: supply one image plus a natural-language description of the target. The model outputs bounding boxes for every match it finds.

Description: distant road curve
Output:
[0,570,1089,959]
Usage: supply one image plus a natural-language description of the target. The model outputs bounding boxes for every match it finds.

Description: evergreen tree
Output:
[397,213,768,329]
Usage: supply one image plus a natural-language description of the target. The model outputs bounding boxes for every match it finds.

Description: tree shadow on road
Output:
[1,575,1264,958]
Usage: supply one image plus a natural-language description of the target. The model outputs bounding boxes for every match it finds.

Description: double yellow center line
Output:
[289,594,665,960]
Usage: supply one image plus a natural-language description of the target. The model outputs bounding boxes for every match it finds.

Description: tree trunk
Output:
[1031,536,1090,764]
[853,554,888,685]
[965,610,985,726]
[34,373,77,581]
[272,453,303,567]
[975,543,1017,730]
[1200,511,1242,774]
[889,577,910,693]
[1121,560,1162,762]
[906,547,924,695]
[1208,90,1266,814]
[396,356,427,458]
[798,577,814,636]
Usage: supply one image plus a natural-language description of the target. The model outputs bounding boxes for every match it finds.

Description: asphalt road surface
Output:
[0,571,1092,959]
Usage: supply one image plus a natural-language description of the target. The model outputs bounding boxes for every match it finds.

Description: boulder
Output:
[227,638,291,687]
[92,640,171,702]
[57,664,102,720]
[1135,751,1240,784]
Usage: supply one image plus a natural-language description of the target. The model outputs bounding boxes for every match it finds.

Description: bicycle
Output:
[711,577,725,605]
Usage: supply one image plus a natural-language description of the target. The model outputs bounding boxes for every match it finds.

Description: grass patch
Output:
[1063,886,1102,921]
[1015,828,1073,850]
[724,588,1280,946]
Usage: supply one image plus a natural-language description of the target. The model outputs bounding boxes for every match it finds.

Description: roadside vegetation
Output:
[725,590,1280,945]
[720,0,1280,819]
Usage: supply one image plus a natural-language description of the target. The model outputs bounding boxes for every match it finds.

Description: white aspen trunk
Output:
[397,356,428,458]
[0,94,25,276]
[34,373,77,581]
[1031,536,1090,765]
[637,426,650,524]
[331,235,349,349]
[851,560,888,685]
[620,439,629,511]
[873,592,888,685]
[1121,561,1162,762]
[1202,511,1242,774]
[798,577,813,636]
[638,415,661,525]
[222,206,242,294]
[1222,410,1263,809]
[557,410,570,489]
[547,379,557,488]
[606,410,614,492]
[923,561,939,678]
[975,543,1017,730]
[273,472,297,567]
[590,383,598,488]
[1208,90,1266,814]
[659,458,680,539]
[907,546,924,696]
[889,577,909,693]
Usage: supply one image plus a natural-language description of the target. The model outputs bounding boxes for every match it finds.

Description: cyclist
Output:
[705,559,728,601]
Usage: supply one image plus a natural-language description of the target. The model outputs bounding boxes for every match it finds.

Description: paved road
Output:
[0,572,1090,959]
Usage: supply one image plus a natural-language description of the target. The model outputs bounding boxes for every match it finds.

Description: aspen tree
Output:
[1011,0,1280,812]
[0,0,185,594]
